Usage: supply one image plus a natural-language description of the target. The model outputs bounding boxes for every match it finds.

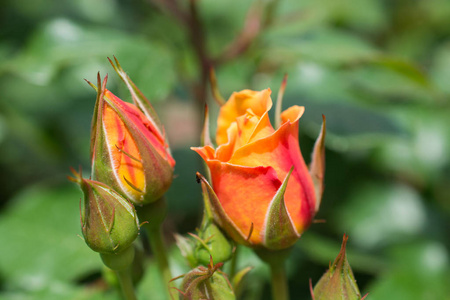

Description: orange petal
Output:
[206,160,282,245]
[234,111,260,148]
[216,89,272,145]
[247,111,275,143]
[229,119,316,233]
[215,122,238,162]
[102,101,145,200]
[191,145,216,161]
[281,105,305,125]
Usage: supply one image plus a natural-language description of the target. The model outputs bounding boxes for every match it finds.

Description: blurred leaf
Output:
[137,246,190,300]
[4,18,176,101]
[0,182,101,292]
[0,283,105,300]
[350,63,434,102]
[370,56,431,88]
[298,233,387,274]
[368,241,450,300]
[334,183,427,249]
[322,0,387,32]
[266,28,379,66]
[372,108,450,183]
[430,42,450,96]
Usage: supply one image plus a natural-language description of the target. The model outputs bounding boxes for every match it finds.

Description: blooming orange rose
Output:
[91,63,175,205]
[192,89,325,250]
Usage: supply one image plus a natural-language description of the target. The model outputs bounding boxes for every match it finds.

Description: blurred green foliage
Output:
[0,0,449,299]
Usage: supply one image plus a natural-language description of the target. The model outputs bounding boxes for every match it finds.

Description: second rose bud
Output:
[90,60,175,206]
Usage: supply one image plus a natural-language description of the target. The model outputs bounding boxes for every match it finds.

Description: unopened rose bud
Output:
[177,257,235,300]
[90,61,175,205]
[313,235,365,300]
[69,168,139,254]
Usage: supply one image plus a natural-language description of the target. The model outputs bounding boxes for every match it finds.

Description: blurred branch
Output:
[150,0,189,24]
[149,0,279,107]
[187,0,212,106]
[214,4,264,64]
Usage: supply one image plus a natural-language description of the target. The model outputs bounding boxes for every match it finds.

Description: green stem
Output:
[255,247,291,300]
[228,244,238,279]
[147,227,177,300]
[100,247,137,300]
[116,269,138,300]
[269,262,289,300]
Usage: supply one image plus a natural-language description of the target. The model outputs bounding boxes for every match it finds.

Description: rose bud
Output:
[192,87,326,250]
[312,235,367,300]
[174,257,235,300]
[89,62,175,205]
[68,168,140,254]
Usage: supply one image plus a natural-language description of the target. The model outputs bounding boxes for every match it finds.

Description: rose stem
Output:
[269,261,290,300]
[138,199,178,300]
[147,227,177,300]
[255,248,291,300]
[116,269,138,300]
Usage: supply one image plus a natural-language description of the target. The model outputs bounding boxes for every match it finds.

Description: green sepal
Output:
[89,74,124,201]
[263,167,300,250]
[313,235,362,300]
[309,114,326,213]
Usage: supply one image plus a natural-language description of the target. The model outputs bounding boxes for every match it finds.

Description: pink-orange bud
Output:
[90,62,175,205]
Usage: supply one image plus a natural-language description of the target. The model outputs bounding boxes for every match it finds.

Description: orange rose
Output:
[91,59,175,205]
[192,89,325,250]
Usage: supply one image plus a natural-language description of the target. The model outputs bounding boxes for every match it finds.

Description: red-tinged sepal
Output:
[196,172,251,247]
[274,74,288,129]
[309,115,326,213]
[68,168,140,254]
[90,73,108,171]
[209,67,226,106]
[108,56,165,139]
[262,167,300,250]
[312,234,364,300]
[201,104,212,147]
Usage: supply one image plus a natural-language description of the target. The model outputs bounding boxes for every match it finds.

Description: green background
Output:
[1,0,449,299]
